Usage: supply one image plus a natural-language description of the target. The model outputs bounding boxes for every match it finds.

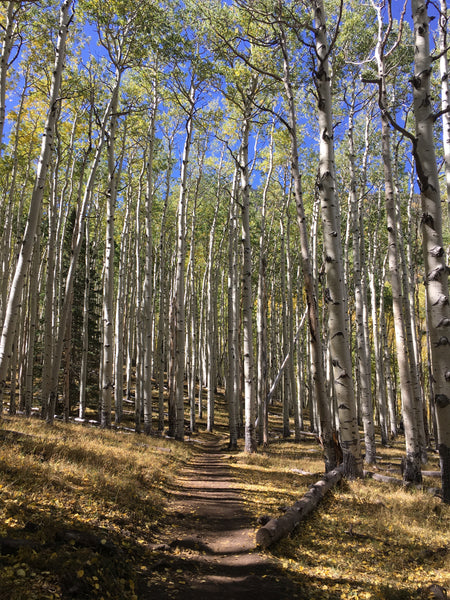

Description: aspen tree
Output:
[411,0,450,501]
[256,124,274,446]
[172,80,196,441]
[206,150,222,433]
[45,83,121,424]
[186,192,198,433]
[276,12,338,471]
[156,127,175,431]
[347,91,376,463]
[227,168,240,449]
[280,217,291,438]
[79,217,90,421]
[438,0,450,225]
[142,88,158,435]
[239,79,258,453]
[311,0,363,476]
[114,172,132,425]
[0,0,73,413]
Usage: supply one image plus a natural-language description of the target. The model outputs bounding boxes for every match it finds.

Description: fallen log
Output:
[256,466,343,548]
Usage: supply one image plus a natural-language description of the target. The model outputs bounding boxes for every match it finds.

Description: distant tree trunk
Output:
[46,80,119,425]
[280,218,290,439]
[205,148,220,433]
[227,169,240,450]
[143,90,157,435]
[186,196,198,433]
[114,182,132,425]
[134,163,146,434]
[101,81,125,429]
[24,214,41,417]
[256,126,273,446]
[173,82,195,441]
[239,87,257,454]
[411,0,450,502]
[348,95,376,464]
[156,140,173,432]
[0,0,73,413]
[79,217,90,420]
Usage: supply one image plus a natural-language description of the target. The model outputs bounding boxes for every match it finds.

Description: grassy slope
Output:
[0,416,192,599]
[0,397,449,600]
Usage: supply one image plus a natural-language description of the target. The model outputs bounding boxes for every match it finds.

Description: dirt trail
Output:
[146,433,301,599]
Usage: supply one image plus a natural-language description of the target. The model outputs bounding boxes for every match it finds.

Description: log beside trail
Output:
[256,466,343,548]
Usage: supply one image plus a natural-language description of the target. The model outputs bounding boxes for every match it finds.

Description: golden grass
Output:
[0,415,192,600]
[1,398,449,600]
[232,435,449,600]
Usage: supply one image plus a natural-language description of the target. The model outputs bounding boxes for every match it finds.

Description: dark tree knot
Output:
[434,394,450,408]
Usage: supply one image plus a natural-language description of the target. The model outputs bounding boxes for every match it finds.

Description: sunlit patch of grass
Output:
[0,415,192,599]
[231,430,449,600]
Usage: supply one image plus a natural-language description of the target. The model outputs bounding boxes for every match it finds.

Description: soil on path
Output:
[145,432,302,599]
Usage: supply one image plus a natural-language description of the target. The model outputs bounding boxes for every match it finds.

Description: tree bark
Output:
[312,0,363,477]
[411,0,450,502]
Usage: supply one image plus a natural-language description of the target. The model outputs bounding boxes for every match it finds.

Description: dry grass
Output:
[0,415,192,599]
[232,434,449,600]
[1,397,449,600]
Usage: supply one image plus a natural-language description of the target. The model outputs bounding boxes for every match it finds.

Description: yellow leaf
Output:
[77,570,84,578]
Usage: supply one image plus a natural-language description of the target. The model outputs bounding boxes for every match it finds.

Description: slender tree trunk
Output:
[173,83,195,441]
[348,95,376,464]
[278,22,337,472]
[280,219,290,439]
[256,126,273,446]
[372,5,422,481]
[156,141,173,432]
[46,81,120,425]
[114,182,132,425]
[239,90,257,454]
[143,90,157,435]
[227,169,240,450]
[79,217,90,420]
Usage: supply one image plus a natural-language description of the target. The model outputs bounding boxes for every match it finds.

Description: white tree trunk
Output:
[173,83,195,441]
[312,0,362,477]
[411,0,450,502]
[279,22,337,471]
[227,169,240,449]
[439,0,450,226]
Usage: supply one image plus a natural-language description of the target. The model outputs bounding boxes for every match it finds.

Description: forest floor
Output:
[0,408,449,600]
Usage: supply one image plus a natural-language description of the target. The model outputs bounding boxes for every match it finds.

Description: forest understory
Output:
[0,392,448,600]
